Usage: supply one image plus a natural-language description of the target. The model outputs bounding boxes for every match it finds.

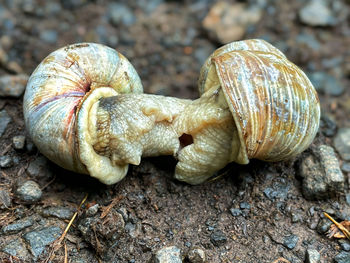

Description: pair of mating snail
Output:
[23,39,320,185]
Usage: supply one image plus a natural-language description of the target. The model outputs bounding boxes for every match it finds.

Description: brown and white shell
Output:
[23,43,143,183]
[199,39,320,164]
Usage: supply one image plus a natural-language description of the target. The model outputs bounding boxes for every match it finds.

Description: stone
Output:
[2,218,34,234]
[334,128,350,161]
[319,114,337,137]
[187,248,206,263]
[299,0,337,26]
[0,74,28,97]
[299,145,344,200]
[202,2,262,43]
[0,155,13,168]
[1,237,30,261]
[16,180,42,202]
[339,240,350,252]
[108,3,136,26]
[0,187,11,208]
[309,72,344,96]
[210,230,227,247]
[0,109,11,137]
[154,246,182,263]
[316,218,333,234]
[240,202,250,210]
[39,30,58,44]
[230,208,242,217]
[305,248,321,263]
[341,163,350,173]
[334,252,350,263]
[26,156,50,177]
[12,135,26,150]
[283,234,299,250]
[42,206,75,220]
[23,226,62,258]
[86,204,99,217]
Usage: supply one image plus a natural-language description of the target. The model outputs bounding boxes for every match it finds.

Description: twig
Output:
[100,195,123,219]
[324,212,350,240]
[44,193,88,263]
[64,242,68,263]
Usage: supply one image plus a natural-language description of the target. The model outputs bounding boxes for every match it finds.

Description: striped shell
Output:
[23,43,143,181]
[199,39,320,164]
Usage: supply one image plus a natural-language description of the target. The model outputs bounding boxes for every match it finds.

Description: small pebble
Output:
[339,240,350,252]
[341,162,350,173]
[1,238,30,261]
[16,180,42,202]
[202,2,262,43]
[334,251,350,263]
[299,0,337,26]
[0,109,11,137]
[42,206,75,220]
[13,135,26,150]
[334,128,350,161]
[39,30,58,44]
[0,74,28,97]
[283,234,299,250]
[305,248,321,263]
[291,212,303,223]
[26,156,49,177]
[309,72,344,96]
[316,218,332,234]
[230,208,242,217]
[187,248,206,263]
[210,230,227,247]
[2,218,34,234]
[0,188,12,208]
[319,114,337,137]
[0,155,13,168]
[154,246,182,263]
[240,202,250,210]
[23,226,62,258]
[108,3,136,26]
[299,145,344,200]
[86,204,99,217]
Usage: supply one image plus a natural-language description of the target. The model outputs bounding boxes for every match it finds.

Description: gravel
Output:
[305,248,321,263]
[12,135,26,150]
[334,128,350,161]
[334,251,350,263]
[0,109,11,137]
[202,2,262,43]
[0,155,13,168]
[41,206,75,220]
[309,72,344,96]
[299,0,337,26]
[299,145,344,200]
[283,234,299,250]
[15,180,42,203]
[2,218,34,234]
[187,248,206,263]
[0,74,28,97]
[154,246,182,263]
[1,237,30,261]
[210,230,227,247]
[23,226,62,258]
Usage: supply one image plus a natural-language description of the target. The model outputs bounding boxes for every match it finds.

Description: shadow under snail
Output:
[23,39,320,185]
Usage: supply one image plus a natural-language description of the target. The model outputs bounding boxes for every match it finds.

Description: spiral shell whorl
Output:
[199,39,320,163]
[24,43,143,173]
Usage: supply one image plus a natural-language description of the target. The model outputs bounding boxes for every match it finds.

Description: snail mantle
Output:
[23,40,320,185]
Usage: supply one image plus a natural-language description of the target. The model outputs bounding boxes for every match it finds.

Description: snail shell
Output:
[199,39,320,164]
[23,43,143,183]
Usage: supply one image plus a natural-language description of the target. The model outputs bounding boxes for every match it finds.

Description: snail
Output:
[23,40,320,185]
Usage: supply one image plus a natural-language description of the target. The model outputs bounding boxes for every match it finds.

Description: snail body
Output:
[24,40,320,185]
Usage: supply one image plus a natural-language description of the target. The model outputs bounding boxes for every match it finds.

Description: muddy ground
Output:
[0,0,349,262]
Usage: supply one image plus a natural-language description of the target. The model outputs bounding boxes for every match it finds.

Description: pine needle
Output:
[324,212,350,240]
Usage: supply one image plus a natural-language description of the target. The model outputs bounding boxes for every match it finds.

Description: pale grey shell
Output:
[199,39,320,163]
[23,43,143,173]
